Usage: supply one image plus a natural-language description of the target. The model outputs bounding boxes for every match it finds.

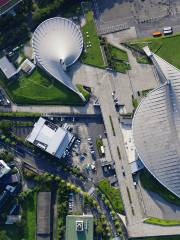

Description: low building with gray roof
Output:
[37,192,51,240]
[0,56,17,79]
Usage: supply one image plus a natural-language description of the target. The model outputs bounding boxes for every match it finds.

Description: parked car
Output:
[163,26,173,35]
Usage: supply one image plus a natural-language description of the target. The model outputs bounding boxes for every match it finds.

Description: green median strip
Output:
[98,179,124,213]
[0,112,41,117]
[109,115,116,136]
[22,191,37,240]
[96,137,104,157]
[126,187,132,204]
[129,236,180,240]
[144,217,180,226]
[117,146,121,160]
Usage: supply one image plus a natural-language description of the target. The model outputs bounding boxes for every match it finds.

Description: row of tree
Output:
[0,0,81,51]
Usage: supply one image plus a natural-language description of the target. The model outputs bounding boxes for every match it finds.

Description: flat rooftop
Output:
[0,160,11,178]
[37,192,51,240]
[27,117,73,159]
[66,215,93,240]
[121,123,137,164]
[0,56,17,79]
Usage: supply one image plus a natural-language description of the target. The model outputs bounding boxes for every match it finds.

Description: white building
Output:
[0,160,11,178]
[19,59,35,75]
[26,117,74,159]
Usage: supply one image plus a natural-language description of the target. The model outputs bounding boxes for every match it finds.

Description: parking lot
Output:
[58,119,116,184]
[68,122,105,180]
[93,0,180,37]
[68,192,83,214]
[70,123,95,171]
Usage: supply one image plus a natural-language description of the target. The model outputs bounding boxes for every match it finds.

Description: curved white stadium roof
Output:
[133,47,180,198]
[32,17,84,100]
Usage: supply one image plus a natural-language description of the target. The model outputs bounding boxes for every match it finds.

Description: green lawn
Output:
[0,69,84,105]
[140,170,180,206]
[128,34,180,69]
[130,236,180,240]
[111,60,130,73]
[144,217,180,226]
[105,44,130,73]
[22,192,37,240]
[110,45,128,62]
[98,179,124,213]
[81,11,105,68]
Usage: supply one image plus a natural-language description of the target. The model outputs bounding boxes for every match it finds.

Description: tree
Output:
[0,150,14,163]
[0,231,10,240]
[114,220,120,227]
[5,138,10,144]
[0,120,12,134]
[92,200,97,206]
[111,210,116,217]
[95,221,103,235]
[75,187,81,193]
[104,199,109,205]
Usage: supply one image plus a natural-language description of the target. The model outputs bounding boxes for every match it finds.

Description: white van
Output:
[163,27,173,35]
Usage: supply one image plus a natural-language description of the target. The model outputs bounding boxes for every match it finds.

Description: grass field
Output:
[112,60,130,73]
[144,217,180,226]
[110,45,128,62]
[22,192,37,240]
[98,179,124,213]
[106,44,130,73]
[0,68,84,105]
[140,170,180,206]
[128,34,180,69]
[81,11,105,68]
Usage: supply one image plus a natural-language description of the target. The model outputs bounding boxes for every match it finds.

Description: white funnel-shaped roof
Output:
[32,17,85,101]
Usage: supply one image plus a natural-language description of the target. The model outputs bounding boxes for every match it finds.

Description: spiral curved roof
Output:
[32,17,84,100]
[133,47,180,198]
